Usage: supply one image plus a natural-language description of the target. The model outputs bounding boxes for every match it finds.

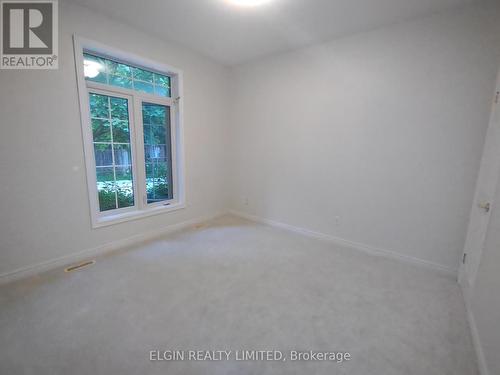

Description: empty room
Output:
[1,0,500,374]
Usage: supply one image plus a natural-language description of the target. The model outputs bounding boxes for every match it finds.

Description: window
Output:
[142,102,173,203]
[83,53,171,97]
[90,92,135,212]
[74,37,185,227]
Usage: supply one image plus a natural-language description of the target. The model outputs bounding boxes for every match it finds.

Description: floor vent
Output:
[64,260,96,273]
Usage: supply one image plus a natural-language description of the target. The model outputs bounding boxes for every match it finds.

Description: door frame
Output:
[459,70,500,288]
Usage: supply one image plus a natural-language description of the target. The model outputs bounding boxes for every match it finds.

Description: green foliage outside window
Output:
[85,55,175,212]
[84,53,171,97]
[90,92,135,212]
[98,182,134,212]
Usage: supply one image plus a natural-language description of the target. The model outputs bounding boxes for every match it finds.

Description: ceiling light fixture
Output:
[226,0,273,7]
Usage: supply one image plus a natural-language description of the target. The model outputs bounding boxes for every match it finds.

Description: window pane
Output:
[98,185,118,212]
[143,124,153,145]
[142,102,173,204]
[88,92,135,212]
[94,143,113,166]
[113,144,132,166]
[109,75,133,89]
[152,125,166,144]
[83,54,107,84]
[91,119,111,142]
[134,81,154,95]
[154,73,170,87]
[115,166,134,208]
[132,67,154,83]
[144,144,167,162]
[107,60,132,78]
[83,53,171,98]
[110,97,129,120]
[96,167,114,182]
[151,73,170,97]
[96,167,116,212]
[145,162,171,203]
[154,86,170,97]
[112,119,130,143]
[115,165,133,180]
[89,93,109,118]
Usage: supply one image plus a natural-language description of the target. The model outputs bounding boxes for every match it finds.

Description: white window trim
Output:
[73,35,186,228]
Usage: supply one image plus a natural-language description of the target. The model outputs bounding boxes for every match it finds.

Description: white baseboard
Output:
[228,210,457,278]
[461,284,490,375]
[1,208,457,281]
[0,211,226,286]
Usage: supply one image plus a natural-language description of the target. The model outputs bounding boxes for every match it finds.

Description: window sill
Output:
[92,202,186,228]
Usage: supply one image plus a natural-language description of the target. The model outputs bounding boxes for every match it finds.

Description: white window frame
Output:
[73,35,185,228]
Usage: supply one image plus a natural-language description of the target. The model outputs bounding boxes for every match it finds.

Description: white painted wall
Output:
[0,2,231,276]
[228,3,500,271]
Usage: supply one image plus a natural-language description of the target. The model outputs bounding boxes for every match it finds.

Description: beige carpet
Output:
[0,215,477,374]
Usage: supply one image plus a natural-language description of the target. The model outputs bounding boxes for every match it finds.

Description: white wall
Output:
[0,2,231,276]
[228,3,500,271]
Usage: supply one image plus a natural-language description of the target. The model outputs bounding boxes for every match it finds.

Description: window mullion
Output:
[107,96,119,210]
[133,95,147,209]
[125,95,139,212]
[169,104,178,203]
